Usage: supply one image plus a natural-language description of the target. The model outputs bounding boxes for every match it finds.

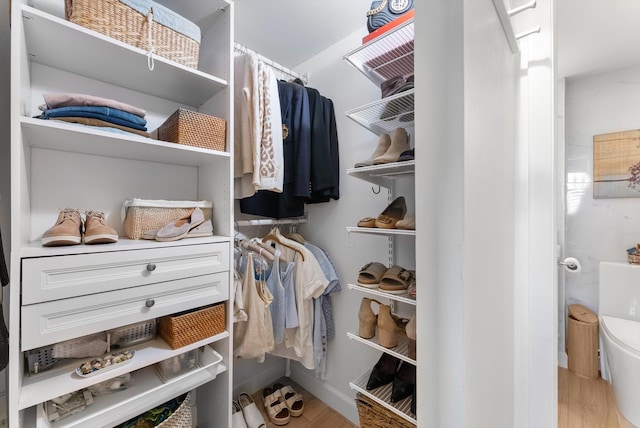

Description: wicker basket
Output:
[65,0,200,69]
[123,198,213,240]
[156,393,192,428]
[158,303,225,349]
[157,109,227,151]
[356,393,415,428]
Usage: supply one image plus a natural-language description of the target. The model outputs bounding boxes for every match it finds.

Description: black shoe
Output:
[411,388,416,415]
[398,148,414,162]
[366,353,400,390]
[390,362,416,403]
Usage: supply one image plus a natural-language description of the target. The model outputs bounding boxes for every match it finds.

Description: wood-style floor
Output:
[558,367,633,428]
[247,377,356,428]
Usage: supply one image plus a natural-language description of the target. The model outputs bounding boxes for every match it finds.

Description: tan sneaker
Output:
[42,208,82,247]
[84,210,118,244]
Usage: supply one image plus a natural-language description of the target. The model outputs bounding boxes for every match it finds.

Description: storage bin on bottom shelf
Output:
[158,303,226,349]
[356,393,416,428]
[114,392,193,428]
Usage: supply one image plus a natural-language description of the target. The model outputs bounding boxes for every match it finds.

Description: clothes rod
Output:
[235,213,309,227]
[234,42,310,84]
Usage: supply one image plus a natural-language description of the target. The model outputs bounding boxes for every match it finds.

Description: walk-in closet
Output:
[3,0,624,427]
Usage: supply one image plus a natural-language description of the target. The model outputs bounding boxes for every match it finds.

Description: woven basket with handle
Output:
[65,0,200,68]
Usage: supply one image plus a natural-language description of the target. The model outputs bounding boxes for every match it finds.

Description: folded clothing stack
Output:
[36,93,149,137]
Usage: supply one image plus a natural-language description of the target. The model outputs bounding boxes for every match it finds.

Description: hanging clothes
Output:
[304,86,335,199]
[233,252,275,362]
[264,250,287,344]
[240,81,312,218]
[265,228,329,369]
[308,97,340,203]
[255,63,284,193]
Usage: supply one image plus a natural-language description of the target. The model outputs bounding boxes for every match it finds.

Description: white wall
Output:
[564,64,640,315]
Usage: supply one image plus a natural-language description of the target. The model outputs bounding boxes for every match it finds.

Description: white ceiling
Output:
[234,0,640,80]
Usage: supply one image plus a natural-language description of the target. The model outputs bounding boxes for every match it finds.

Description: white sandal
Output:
[273,383,304,417]
[262,387,290,426]
[238,393,265,428]
[232,400,248,428]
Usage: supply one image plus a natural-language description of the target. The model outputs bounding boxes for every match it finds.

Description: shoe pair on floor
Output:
[42,208,118,247]
[357,196,415,230]
[359,297,416,355]
[358,262,415,294]
[354,128,414,168]
[261,382,304,425]
[366,352,416,410]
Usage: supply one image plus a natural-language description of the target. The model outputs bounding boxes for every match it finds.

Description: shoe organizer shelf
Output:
[347,160,415,187]
[343,18,414,86]
[343,14,416,427]
[350,370,417,426]
[345,90,415,136]
[9,1,235,426]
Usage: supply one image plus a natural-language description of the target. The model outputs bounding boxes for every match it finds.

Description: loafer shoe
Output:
[142,219,213,240]
[41,208,82,247]
[84,210,118,244]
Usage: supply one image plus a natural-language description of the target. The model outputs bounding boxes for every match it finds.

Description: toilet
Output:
[599,262,640,427]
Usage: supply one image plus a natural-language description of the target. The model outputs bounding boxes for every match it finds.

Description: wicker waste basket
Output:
[567,303,599,379]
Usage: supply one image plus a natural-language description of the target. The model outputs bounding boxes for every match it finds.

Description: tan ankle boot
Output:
[355,134,391,168]
[378,304,399,348]
[406,313,416,359]
[373,128,410,165]
[359,298,381,339]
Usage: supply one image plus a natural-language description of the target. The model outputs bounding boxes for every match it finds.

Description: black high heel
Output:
[366,353,400,390]
[391,362,416,403]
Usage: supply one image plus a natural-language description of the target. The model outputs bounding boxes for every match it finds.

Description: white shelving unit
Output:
[8,1,234,426]
[343,19,417,424]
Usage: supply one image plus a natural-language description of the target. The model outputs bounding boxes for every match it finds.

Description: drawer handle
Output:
[145,299,155,308]
[146,263,157,272]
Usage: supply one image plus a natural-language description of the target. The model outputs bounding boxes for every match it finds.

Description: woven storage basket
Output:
[123,199,213,240]
[65,0,200,69]
[158,109,227,151]
[156,393,192,428]
[158,303,225,349]
[356,393,415,428]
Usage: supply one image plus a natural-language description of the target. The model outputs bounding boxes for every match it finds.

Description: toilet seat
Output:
[600,315,640,356]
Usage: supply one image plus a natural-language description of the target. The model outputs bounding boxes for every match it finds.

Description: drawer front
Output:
[22,242,229,304]
[21,271,229,351]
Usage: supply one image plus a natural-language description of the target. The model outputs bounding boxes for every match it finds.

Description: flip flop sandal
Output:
[374,196,407,229]
[357,217,376,228]
[273,383,304,417]
[262,387,290,426]
[238,393,266,428]
[379,265,414,294]
[357,262,388,288]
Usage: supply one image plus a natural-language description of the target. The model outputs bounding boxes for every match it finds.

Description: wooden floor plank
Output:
[559,367,620,428]
[248,377,356,428]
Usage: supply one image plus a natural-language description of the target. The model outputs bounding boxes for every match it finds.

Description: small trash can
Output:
[567,304,599,378]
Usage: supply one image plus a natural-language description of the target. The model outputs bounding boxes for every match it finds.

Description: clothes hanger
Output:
[284,220,306,244]
[249,237,288,263]
[262,232,305,261]
[240,239,275,262]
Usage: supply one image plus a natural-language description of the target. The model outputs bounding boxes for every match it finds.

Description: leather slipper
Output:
[357,262,387,288]
[142,219,213,240]
[357,217,376,228]
[232,400,248,428]
[379,265,414,294]
[374,196,407,229]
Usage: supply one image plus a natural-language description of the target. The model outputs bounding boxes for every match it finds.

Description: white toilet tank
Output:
[599,262,640,321]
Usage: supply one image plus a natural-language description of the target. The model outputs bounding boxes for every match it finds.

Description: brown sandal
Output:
[379,265,414,294]
[357,262,387,288]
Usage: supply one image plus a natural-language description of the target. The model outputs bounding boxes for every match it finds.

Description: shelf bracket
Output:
[507,0,536,17]
[516,25,541,40]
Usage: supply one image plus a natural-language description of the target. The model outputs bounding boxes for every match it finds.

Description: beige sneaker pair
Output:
[41,208,118,247]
